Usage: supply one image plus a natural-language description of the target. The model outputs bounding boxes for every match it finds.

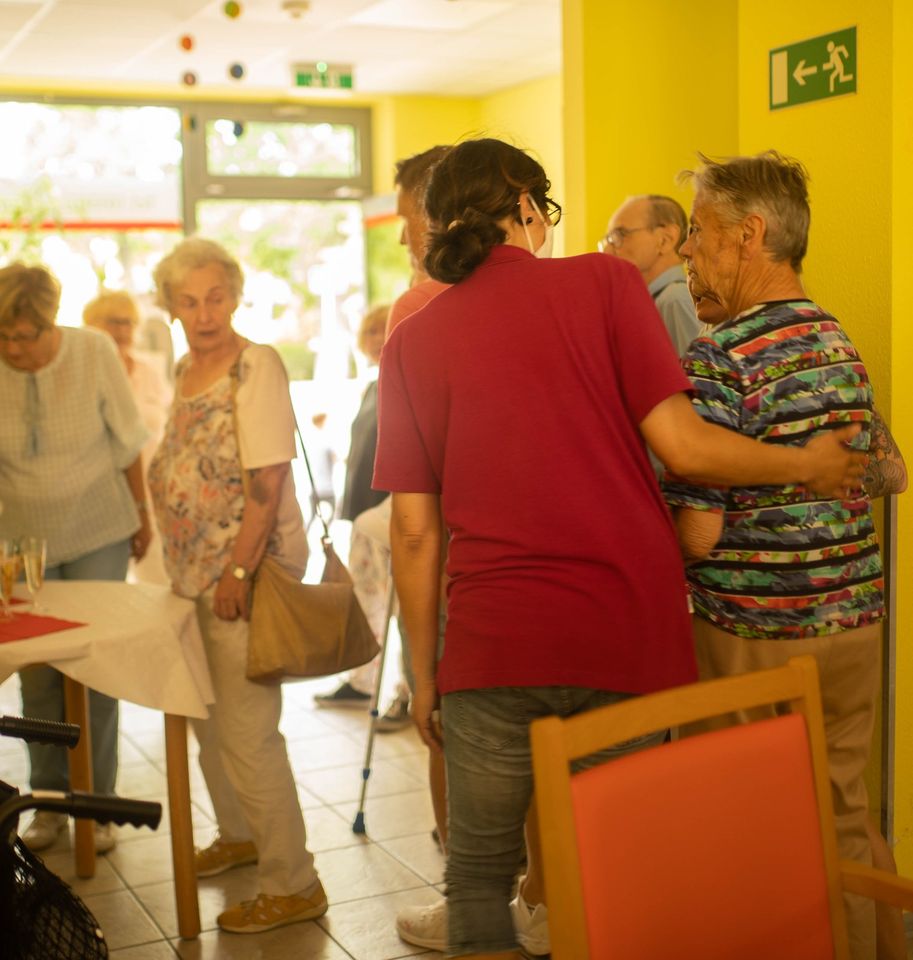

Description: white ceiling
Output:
[0,0,562,97]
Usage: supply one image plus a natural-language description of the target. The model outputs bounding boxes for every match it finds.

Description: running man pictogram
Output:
[823,39,853,93]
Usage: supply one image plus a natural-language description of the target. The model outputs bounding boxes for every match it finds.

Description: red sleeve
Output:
[605,258,693,423]
[373,329,441,493]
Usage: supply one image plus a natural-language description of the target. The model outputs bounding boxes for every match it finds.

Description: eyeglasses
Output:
[597,225,651,253]
[520,197,563,226]
[544,198,562,226]
[0,327,44,346]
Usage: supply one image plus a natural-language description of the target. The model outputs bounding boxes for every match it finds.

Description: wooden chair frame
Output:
[531,655,913,960]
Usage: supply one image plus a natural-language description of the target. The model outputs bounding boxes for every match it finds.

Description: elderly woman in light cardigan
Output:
[0,262,150,855]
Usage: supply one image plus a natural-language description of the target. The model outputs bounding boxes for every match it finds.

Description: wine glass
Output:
[20,537,47,613]
[0,538,21,621]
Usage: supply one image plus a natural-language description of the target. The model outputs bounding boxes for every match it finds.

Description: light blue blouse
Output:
[0,326,148,566]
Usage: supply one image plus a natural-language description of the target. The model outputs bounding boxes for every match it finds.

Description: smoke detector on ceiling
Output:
[281,0,310,18]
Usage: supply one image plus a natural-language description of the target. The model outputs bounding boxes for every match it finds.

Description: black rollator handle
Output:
[0,792,162,839]
[68,792,163,830]
[0,715,80,747]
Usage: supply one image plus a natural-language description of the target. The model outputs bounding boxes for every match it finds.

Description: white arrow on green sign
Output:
[769,26,856,110]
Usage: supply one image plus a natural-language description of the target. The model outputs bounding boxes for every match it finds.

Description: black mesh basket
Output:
[0,836,108,960]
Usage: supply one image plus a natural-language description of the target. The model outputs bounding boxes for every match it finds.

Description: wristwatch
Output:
[231,564,250,581]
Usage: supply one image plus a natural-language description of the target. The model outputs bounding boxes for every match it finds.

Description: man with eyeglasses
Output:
[600,194,702,357]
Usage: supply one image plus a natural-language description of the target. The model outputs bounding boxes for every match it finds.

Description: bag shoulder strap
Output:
[229,355,335,557]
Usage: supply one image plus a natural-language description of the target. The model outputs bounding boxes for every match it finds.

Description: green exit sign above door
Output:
[770,27,856,110]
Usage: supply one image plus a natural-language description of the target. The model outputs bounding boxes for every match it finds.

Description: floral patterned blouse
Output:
[148,345,306,599]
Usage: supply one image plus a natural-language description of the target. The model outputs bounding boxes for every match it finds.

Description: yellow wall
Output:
[367,77,565,246]
[562,0,739,255]
[370,94,481,193]
[478,74,565,253]
[737,2,891,405]
[369,77,565,220]
[891,0,913,874]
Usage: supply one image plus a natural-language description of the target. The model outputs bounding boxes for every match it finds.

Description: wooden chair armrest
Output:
[840,859,913,910]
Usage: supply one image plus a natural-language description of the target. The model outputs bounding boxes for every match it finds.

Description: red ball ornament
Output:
[223,1,241,18]
[182,71,198,86]
[179,34,194,51]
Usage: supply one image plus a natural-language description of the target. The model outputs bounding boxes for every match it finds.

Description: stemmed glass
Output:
[20,537,47,613]
[0,538,21,621]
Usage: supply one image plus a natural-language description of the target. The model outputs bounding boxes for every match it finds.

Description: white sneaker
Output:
[94,822,117,854]
[396,898,447,950]
[510,891,550,956]
[22,811,68,851]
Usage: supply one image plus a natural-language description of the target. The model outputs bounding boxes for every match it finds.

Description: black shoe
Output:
[314,682,372,709]
[374,696,411,732]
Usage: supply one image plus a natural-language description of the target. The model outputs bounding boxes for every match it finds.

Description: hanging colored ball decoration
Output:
[228,62,244,80]
[182,71,198,86]
[179,34,194,51]
[233,121,245,137]
[223,1,241,18]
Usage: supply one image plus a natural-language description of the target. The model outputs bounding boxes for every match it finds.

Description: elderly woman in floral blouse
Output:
[149,238,325,935]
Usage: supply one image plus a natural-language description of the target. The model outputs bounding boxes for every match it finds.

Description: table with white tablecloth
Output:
[0,580,214,939]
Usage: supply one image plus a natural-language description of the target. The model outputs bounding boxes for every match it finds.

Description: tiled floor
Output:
[0,669,447,959]
[6,659,911,960]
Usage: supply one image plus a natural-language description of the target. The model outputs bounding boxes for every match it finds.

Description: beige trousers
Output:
[691,616,882,960]
[192,587,317,897]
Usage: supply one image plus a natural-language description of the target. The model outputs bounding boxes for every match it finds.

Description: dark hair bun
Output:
[424,207,505,284]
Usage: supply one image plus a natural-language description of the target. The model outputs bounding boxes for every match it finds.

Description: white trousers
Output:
[192,588,317,897]
[347,497,407,698]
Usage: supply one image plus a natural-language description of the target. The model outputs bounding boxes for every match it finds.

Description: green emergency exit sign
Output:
[769,27,856,110]
[293,61,353,89]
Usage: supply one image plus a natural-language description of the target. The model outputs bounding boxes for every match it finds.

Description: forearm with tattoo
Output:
[864,409,908,499]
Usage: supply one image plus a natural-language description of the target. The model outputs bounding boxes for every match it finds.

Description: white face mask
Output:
[521,196,554,259]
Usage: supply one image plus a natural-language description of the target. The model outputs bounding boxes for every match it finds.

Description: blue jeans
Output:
[441,686,665,957]
[19,538,130,794]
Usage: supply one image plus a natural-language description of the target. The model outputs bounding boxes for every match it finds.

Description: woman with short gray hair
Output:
[0,261,150,855]
[148,237,325,935]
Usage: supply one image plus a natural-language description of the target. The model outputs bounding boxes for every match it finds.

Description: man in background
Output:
[601,193,702,356]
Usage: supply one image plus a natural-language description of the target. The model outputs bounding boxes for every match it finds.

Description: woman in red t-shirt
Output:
[373,138,866,960]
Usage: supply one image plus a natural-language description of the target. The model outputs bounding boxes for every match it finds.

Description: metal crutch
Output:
[352,571,398,835]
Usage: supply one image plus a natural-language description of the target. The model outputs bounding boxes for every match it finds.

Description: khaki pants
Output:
[192,588,317,897]
[691,616,881,960]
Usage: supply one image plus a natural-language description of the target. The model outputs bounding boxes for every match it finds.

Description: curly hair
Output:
[423,139,554,284]
[153,237,243,314]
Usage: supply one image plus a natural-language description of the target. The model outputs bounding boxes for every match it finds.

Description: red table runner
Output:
[0,606,87,644]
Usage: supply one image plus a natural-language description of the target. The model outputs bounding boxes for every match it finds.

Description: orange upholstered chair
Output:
[530,655,913,960]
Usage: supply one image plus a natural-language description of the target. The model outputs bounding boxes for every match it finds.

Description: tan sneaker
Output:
[194,835,258,877]
[217,881,328,934]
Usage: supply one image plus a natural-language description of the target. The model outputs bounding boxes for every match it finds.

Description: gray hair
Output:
[680,150,810,270]
[153,237,243,314]
[0,262,61,331]
[645,195,689,247]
